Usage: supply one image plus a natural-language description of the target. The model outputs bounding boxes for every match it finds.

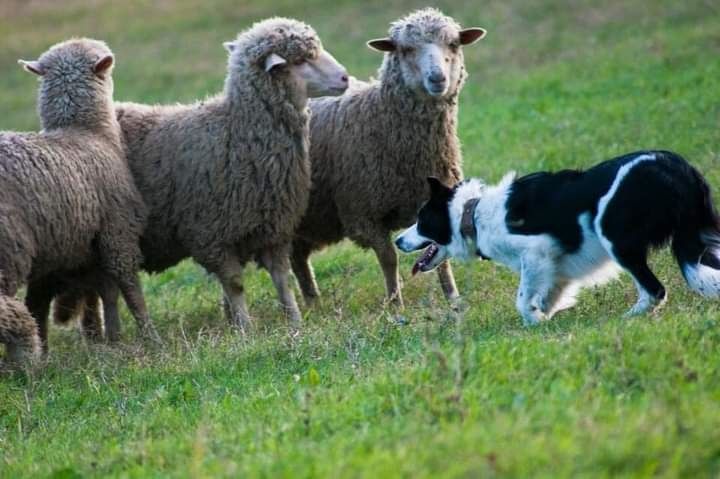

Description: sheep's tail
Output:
[0,293,41,364]
[672,165,720,297]
[52,289,86,324]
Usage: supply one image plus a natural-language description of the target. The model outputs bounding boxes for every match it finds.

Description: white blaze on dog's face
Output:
[395,177,454,274]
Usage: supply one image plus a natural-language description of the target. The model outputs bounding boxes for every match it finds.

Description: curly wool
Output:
[51,19,323,331]
[113,18,316,276]
[229,17,321,69]
[0,39,147,349]
[35,38,118,132]
[292,9,466,287]
[0,276,40,364]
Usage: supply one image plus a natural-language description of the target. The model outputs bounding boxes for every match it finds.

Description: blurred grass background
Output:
[1,1,720,477]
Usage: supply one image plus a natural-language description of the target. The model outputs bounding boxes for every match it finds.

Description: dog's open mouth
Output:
[412,243,439,276]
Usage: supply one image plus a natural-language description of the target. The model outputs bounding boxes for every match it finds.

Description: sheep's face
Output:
[285,49,349,98]
[368,9,486,99]
[266,49,348,98]
[225,18,348,106]
[19,38,115,129]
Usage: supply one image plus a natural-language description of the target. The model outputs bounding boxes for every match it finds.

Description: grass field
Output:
[2,0,720,477]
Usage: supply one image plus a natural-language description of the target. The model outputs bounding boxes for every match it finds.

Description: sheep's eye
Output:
[449,42,460,52]
[400,46,415,55]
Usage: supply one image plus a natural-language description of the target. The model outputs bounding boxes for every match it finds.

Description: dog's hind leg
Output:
[545,280,580,318]
[616,254,666,316]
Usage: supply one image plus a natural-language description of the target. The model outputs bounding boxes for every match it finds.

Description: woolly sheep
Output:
[0,38,157,350]
[47,18,349,332]
[291,8,487,307]
[0,275,40,365]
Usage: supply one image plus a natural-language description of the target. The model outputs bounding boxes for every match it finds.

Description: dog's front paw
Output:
[520,307,545,327]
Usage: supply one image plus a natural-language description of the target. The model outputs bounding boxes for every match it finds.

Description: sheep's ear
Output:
[427,177,451,198]
[18,60,45,76]
[367,38,395,52]
[264,53,287,72]
[223,41,237,53]
[93,55,114,78]
[459,28,487,45]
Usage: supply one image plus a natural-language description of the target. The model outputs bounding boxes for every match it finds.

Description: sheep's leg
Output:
[370,236,403,308]
[217,259,252,331]
[262,248,303,328]
[25,279,54,354]
[116,275,160,344]
[92,280,121,342]
[291,240,320,305]
[81,291,103,341]
[100,286,121,342]
[436,261,460,302]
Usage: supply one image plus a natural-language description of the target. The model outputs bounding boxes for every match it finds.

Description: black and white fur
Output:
[396,151,720,325]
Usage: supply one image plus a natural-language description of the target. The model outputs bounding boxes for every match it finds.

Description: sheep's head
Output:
[225,18,348,106]
[19,38,115,130]
[369,8,486,99]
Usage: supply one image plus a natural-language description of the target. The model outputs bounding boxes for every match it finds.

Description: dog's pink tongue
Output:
[412,244,436,276]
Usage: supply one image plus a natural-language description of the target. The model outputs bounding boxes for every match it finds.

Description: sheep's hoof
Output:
[302,294,320,308]
[449,296,468,313]
[230,315,254,335]
[139,324,163,346]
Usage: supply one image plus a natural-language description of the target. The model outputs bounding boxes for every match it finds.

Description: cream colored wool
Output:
[292,9,484,306]
[0,39,155,353]
[51,19,330,330]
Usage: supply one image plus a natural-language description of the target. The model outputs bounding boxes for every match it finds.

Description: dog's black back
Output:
[505,150,715,257]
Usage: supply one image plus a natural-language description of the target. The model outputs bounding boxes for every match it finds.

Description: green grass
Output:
[2,0,720,477]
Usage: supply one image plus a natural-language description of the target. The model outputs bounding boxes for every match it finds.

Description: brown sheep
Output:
[0,39,157,351]
[291,8,487,307]
[45,19,349,334]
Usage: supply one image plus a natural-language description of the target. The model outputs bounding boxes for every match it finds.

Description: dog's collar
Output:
[460,197,489,260]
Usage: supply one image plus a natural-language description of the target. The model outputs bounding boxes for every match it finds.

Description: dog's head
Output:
[395,177,485,274]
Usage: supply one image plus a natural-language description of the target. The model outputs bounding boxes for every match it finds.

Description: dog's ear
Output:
[427,177,452,198]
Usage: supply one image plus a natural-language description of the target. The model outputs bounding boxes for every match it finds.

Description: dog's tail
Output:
[672,163,720,297]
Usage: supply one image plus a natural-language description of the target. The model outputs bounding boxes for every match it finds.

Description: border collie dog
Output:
[396,151,720,325]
